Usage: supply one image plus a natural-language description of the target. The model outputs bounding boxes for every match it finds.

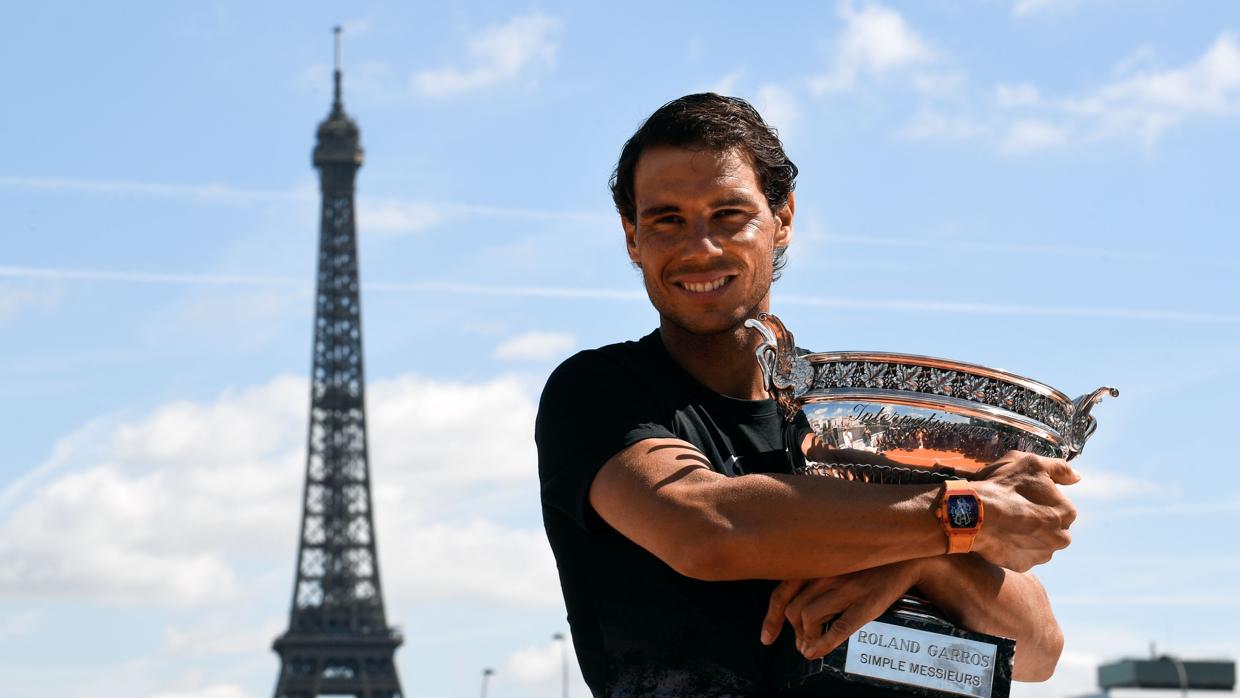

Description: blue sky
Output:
[2,1,1239,697]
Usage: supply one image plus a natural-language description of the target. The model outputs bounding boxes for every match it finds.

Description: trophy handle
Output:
[1067,386,1119,459]
[744,312,810,421]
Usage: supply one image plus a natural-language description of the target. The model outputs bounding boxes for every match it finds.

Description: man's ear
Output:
[774,192,794,248]
[623,215,640,264]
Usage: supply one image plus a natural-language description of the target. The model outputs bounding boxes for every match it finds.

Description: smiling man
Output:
[536,93,1078,697]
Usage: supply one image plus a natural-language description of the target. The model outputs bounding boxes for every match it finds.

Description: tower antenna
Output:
[333,25,343,109]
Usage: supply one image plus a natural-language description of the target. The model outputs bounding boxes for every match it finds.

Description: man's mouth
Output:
[676,275,735,294]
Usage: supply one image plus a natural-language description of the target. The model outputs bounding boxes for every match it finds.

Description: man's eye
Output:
[655,215,682,225]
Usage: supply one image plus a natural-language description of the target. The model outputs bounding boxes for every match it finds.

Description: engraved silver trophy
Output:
[745,313,1117,698]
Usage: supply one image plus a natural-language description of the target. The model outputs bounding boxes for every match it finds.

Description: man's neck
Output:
[659,316,770,400]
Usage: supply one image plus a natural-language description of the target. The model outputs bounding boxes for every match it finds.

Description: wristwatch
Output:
[937,479,984,554]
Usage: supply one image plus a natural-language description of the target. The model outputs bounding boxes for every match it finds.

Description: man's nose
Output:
[681,218,724,257]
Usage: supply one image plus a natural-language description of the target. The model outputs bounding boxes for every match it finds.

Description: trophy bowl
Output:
[746,313,1117,481]
[745,312,1117,698]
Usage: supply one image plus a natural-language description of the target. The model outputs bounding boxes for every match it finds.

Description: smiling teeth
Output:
[681,277,729,293]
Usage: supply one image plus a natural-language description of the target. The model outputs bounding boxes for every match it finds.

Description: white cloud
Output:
[0,372,555,607]
[756,84,803,137]
[0,377,307,605]
[895,109,987,141]
[1065,31,1240,145]
[382,521,559,606]
[0,283,62,322]
[1011,0,1082,18]
[359,198,445,235]
[1069,468,1161,501]
[505,638,567,683]
[995,82,1041,108]
[810,1,936,94]
[707,71,742,96]
[413,12,562,98]
[998,118,1071,153]
[493,331,577,362]
[904,32,1240,153]
[1112,45,1159,79]
[1014,645,1103,698]
[497,636,591,696]
[910,70,966,97]
[163,617,284,655]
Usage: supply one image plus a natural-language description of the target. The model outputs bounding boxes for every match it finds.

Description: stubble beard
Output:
[646,269,773,342]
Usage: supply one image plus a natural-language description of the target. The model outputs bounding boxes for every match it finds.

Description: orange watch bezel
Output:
[938,479,984,554]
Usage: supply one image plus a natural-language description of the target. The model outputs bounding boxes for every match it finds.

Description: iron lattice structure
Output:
[272,30,403,698]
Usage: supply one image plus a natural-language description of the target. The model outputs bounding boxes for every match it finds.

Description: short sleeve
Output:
[536,349,677,532]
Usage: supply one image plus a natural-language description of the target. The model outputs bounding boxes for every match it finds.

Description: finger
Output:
[786,578,837,639]
[792,591,845,653]
[762,580,807,645]
[798,614,836,657]
[805,606,869,659]
[1060,500,1078,529]
[786,591,812,641]
[1057,528,1072,551]
[1042,457,1081,485]
[798,590,848,644]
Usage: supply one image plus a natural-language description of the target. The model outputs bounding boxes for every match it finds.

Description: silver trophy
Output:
[745,312,1116,698]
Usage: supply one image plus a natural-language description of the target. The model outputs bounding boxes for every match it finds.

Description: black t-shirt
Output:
[536,330,809,697]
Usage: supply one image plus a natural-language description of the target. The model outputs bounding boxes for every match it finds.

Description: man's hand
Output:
[760,560,925,659]
[972,451,1080,573]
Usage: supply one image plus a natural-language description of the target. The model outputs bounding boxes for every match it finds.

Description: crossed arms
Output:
[588,438,1079,682]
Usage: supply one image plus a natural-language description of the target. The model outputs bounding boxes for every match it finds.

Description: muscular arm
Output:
[589,438,945,581]
[589,438,1078,582]
[918,556,1063,681]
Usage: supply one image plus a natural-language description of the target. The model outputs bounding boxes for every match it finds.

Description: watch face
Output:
[947,494,980,528]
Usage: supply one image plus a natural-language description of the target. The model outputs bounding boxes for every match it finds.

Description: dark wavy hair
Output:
[609,93,799,279]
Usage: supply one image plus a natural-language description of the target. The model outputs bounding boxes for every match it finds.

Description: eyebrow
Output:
[638,195,759,219]
[709,195,757,209]
[638,203,681,219]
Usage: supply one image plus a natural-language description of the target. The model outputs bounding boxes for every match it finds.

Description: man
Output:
[537,93,1077,696]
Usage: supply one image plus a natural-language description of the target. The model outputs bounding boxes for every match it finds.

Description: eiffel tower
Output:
[272,28,403,698]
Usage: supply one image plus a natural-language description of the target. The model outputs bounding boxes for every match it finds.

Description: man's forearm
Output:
[701,471,947,579]
[591,439,1077,582]
[592,440,949,581]
[915,555,1063,682]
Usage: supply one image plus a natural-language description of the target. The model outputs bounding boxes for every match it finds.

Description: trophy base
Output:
[774,601,1015,698]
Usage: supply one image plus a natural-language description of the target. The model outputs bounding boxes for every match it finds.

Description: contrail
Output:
[779,294,1240,324]
[0,175,307,203]
[2,265,1237,324]
[0,174,607,222]
[822,233,1240,269]
[0,265,303,287]
[368,280,644,301]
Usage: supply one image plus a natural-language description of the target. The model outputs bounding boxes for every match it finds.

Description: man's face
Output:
[623,145,793,337]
